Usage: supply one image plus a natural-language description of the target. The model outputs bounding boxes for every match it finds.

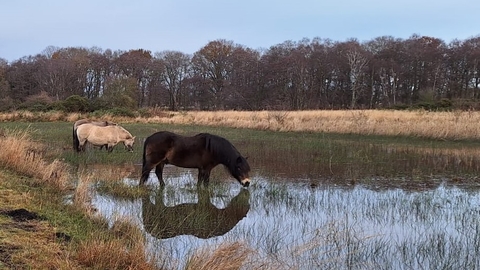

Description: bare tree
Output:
[115,49,153,108]
[347,48,368,108]
[3,34,480,112]
[155,51,191,110]
[192,39,236,109]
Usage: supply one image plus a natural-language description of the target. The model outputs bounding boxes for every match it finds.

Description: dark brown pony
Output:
[142,188,250,239]
[139,131,251,187]
[73,119,117,152]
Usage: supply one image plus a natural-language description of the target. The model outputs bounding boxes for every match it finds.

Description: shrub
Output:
[18,91,54,112]
[63,95,89,112]
[106,107,137,117]
[49,101,67,111]
[137,108,152,118]
[437,98,453,109]
[0,97,16,111]
[88,98,111,112]
[91,108,137,118]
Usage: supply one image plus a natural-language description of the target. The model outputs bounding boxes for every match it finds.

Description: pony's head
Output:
[206,134,251,187]
[115,125,135,152]
[231,155,251,187]
[123,136,136,152]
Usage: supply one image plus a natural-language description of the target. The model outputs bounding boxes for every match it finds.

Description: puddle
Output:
[92,173,480,269]
[89,138,480,269]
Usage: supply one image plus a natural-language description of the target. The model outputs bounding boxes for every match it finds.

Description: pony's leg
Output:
[140,159,161,186]
[79,139,87,152]
[155,163,165,187]
[197,169,211,187]
[139,165,152,186]
[107,144,114,153]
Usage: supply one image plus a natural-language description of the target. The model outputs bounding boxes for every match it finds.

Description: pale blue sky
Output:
[1,0,478,62]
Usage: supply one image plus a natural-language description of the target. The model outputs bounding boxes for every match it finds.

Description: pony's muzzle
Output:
[241,178,250,187]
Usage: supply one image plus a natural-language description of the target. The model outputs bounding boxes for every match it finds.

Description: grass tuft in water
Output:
[96,181,149,200]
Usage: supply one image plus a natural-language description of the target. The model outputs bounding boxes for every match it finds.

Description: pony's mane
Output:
[74,119,116,129]
[115,125,133,138]
[203,133,240,169]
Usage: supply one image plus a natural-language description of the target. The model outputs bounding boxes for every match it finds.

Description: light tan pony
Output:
[73,119,117,152]
[76,123,135,153]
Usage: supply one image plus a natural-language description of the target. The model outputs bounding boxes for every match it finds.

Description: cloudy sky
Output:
[1,0,478,62]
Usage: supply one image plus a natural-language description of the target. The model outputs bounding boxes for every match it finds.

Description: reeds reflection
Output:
[142,187,250,239]
[243,139,480,189]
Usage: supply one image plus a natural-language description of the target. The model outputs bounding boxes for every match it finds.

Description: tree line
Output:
[0,34,480,112]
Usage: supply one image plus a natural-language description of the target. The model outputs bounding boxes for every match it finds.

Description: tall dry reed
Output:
[184,242,251,270]
[2,109,480,140]
[0,128,70,191]
[134,109,480,140]
[74,170,96,215]
[76,218,157,270]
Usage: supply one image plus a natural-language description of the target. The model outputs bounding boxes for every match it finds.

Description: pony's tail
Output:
[73,125,80,152]
[142,138,148,169]
[139,138,149,185]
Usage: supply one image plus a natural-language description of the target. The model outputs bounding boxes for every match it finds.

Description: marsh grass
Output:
[0,129,158,269]
[76,238,154,270]
[0,170,82,269]
[119,109,480,140]
[184,242,251,270]
[85,163,149,199]
[97,181,148,200]
[74,170,95,214]
[5,110,480,269]
[0,127,71,191]
[4,109,480,141]
[0,219,79,269]
[76,217,159,270]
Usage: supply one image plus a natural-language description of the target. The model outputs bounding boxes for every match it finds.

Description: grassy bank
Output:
[1,109,480,140]
[0,128,255,269]
[0,128,159,269]
[2,109,480,269]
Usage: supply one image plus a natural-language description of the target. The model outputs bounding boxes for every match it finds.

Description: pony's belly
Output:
[88,137,113,146]
[168,160,198,168]
[168,155,204,168]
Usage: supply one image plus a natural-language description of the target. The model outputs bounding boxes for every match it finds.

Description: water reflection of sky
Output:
[92,172,480,269]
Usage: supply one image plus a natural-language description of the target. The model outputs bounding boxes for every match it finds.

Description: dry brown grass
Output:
[3,109,480,269]
[74,170,96,215]
[0,110,67,122]
[184,242,252,270]
[0,219,81,269]
[79,163,137,182]
[129,109,480,140]
[0,171,82,270]
[0,128,71,191]
[2,109,479,140]
[76,239,153,270]
[0,128,158,269]
[76,218,157,270]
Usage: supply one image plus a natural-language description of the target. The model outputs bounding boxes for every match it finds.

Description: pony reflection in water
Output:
[142,188,250,239]
[140,131,251,187]
[75,123,135,153]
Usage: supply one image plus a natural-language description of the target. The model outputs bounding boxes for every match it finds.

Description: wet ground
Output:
[89,137,480,269]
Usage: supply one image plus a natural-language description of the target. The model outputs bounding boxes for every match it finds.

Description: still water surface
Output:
[92,138,480,269]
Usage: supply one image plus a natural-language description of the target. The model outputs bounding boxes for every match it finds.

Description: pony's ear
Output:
[237,156,248,163]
